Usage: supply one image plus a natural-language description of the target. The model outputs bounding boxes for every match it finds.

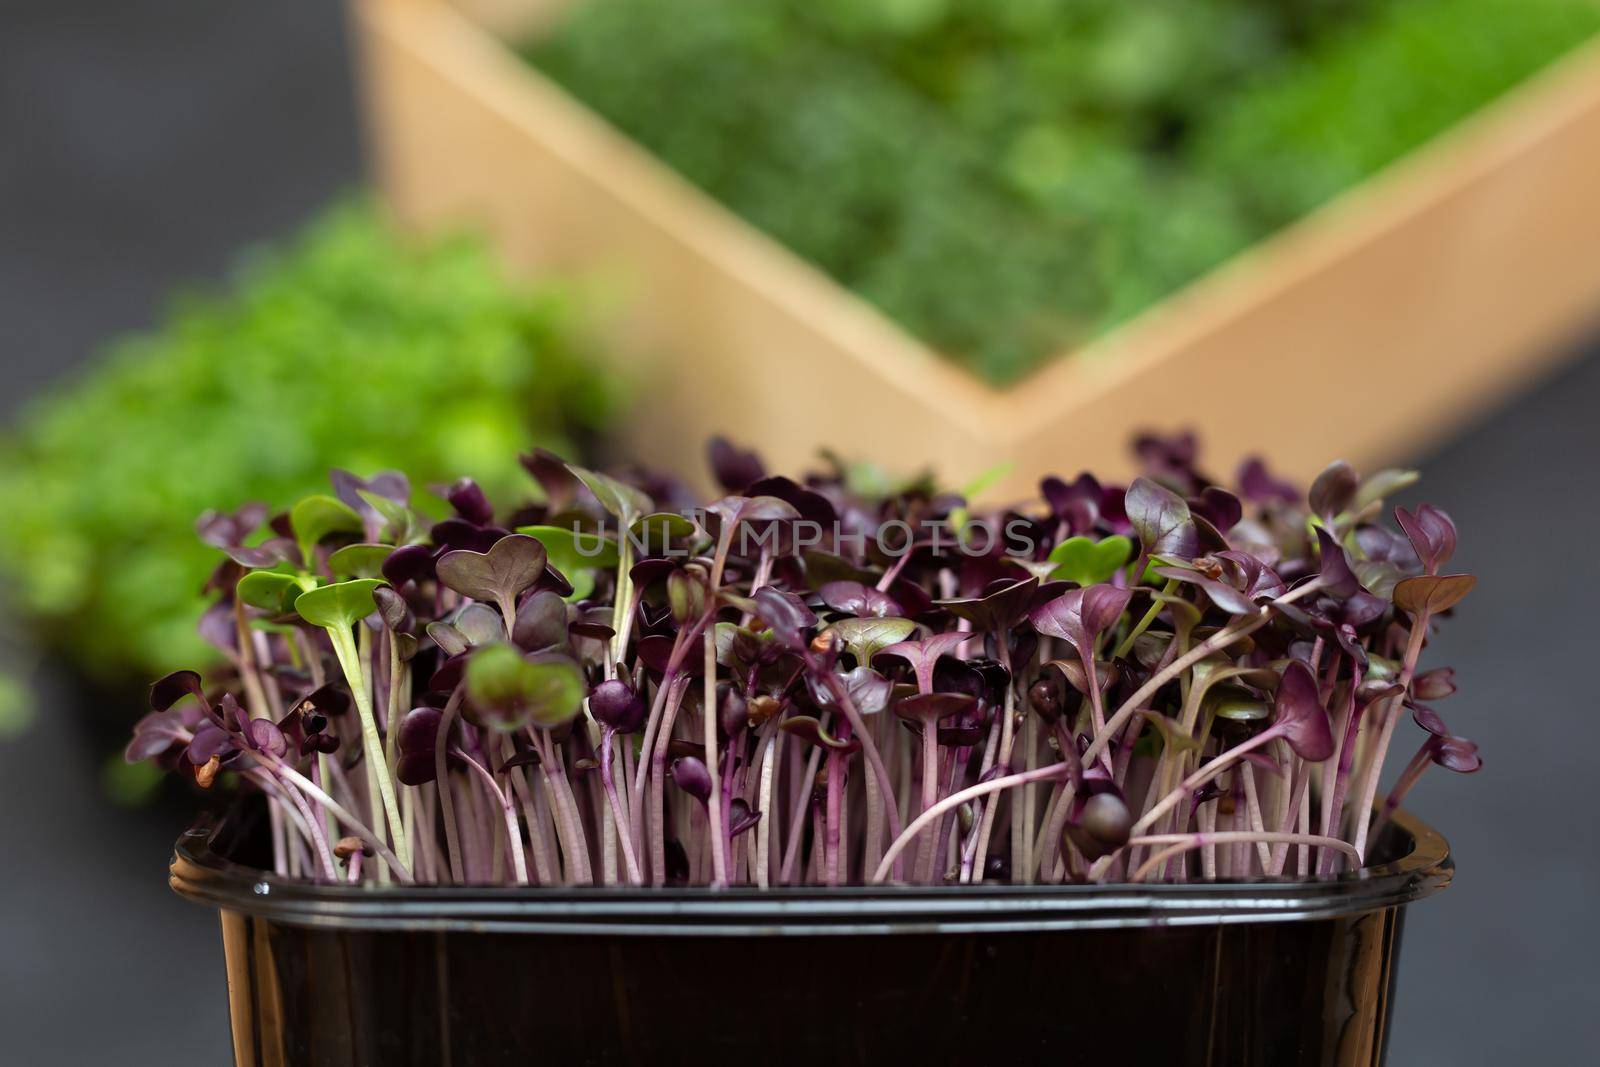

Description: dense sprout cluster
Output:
[531,0,1600,382]
[130,436,1479,887]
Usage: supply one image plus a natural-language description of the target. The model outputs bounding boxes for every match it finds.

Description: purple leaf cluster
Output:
[128,435,1479,887]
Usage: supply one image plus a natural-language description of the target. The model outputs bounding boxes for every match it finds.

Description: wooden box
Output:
[352,0,1600,497]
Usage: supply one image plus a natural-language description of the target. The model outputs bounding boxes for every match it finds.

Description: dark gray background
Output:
[2,1,1595,1063]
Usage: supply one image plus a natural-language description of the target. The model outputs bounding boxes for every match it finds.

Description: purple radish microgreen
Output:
[436,534,549,635]
[289,494,364,568]
[464,644,585,732]
[1045,534,1133,586]
[823,616,918,666]
[327,543,397,580]
[295,577,410,874]
[1368,704,1482,841]
[1126,477,1200,561]
[129,438,1480,888]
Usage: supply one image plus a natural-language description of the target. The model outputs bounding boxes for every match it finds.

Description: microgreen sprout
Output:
[129,435,1478,886]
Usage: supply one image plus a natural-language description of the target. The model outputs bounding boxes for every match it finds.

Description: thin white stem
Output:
[970,681,1019,884]
[265,757,413,883]
[253,769,337,881]
[450,746,528,885]
[599,728,645,886]
[1018,712,1039,885]
[1130,832,1359,882]
[779,743,823,885]
[1350,614,1430,863]
[1269,765,1312,876]
[541,737,594,885]
[1130,730,1276,837]
[703,627,728,887]
[1084,580,1323,770]
[1369,744,1433,844]
[328,625,410,872]
[755,728,779,889]
[819,669,905,882]
[873,762,1073,883]
[918,724,939,882]
[1241,762,1272,874]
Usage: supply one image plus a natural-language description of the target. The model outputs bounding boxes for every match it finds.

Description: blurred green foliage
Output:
[0,670,28,741]
[1197,0,1600,224]
[530,0,1600,383]
[0,203,614,685]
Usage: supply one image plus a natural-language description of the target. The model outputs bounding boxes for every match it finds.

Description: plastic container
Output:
[171,804,1450,1066]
